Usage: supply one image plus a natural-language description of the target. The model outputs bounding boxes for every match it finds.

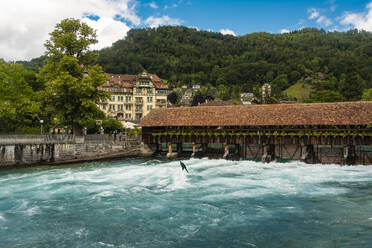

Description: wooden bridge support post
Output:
[223,143,229,159]
[166,142,177,159]
[191,143,197,158]
[343,145,356,165]
[168,142,172,154]
[202,143,208,155]
[301,145,314,164]
[262,144,275,163]
[177,143,183,154]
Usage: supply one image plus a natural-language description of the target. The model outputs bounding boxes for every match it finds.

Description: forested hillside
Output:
[98,26,372,101]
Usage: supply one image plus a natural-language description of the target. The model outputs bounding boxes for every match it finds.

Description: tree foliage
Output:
[362,88,372,101]
[39,18,108,134]
[44,18,98,65]
[0,61,41,133]
[102,119,123,133]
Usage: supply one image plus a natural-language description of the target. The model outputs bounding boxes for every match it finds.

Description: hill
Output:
[97,26,372,101]
[20,26,372,101]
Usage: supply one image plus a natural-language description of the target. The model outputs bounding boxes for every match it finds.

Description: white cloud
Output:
[0,0,140,61]
[81,17,131,51]
[308,8,320,19]
[340,2,372,31]
[219,29,236,36]
[308,7,332,27]
[144,16,182,27]
[317,16,333,26]
[280,29,290,34]
[148,2,158,9]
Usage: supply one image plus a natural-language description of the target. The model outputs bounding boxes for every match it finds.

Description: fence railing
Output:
[0,134,141,145]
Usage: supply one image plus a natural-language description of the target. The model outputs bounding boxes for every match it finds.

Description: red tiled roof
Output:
[103,73,168,89]
[199,99,239,106]
[140,102,372,127]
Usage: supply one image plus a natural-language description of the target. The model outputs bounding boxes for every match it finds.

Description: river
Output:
[1,159,372,247]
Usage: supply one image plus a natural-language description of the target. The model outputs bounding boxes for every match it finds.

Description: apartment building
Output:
[98,71,168,123]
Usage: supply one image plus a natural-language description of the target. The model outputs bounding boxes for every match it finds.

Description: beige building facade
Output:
[98,72,168,123]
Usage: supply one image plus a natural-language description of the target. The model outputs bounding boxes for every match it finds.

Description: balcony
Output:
[135,99,143,104]
[135,109,143,113]
[156,100,167,106]
[156,90,168,96]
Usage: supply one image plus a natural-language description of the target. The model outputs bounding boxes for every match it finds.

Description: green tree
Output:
[216,84,230,101]
[45,18,98,65]
[167,91,179,104]
[0,62,41,133]
[102,119,123,133]
[362,88,372,101]
[271,74,289,97]
[307,90,345,102]
[39,18,108,135]
[339,73,366,101]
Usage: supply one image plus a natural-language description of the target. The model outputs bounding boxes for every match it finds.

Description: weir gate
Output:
[140,102,372,165]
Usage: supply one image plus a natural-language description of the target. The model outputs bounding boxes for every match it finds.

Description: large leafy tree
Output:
[339,72,366,101]
[39,18,108,135]
[0,61,40,133]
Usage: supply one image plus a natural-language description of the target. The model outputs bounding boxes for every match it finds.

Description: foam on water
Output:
[1,158,372,247]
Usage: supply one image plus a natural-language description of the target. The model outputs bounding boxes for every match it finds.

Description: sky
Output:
[1,0,372,61]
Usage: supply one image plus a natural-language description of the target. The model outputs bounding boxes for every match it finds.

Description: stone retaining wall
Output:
[0,135,156,168]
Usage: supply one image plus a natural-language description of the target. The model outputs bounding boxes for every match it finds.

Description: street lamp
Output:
[40,120,44,135]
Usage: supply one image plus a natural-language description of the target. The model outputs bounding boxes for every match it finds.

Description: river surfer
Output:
[180,161,189,173]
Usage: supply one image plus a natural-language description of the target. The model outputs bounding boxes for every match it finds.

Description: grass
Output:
[284,82,312,102]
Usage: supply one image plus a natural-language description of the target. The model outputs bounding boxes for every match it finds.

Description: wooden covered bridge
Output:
[140,102,372,165]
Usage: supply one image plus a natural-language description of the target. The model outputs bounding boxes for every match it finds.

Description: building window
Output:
[125,113,132,119]
[125,96,132,103]
[140,81,149,86]
[117,96,123,102]
[118,105,123,111]
[147,105,153,111]
[135,97,143,103]
[135,106,142,111]
[109,104,115,111]
[147,97,153,102]
[147,88,153,94]
[136,88,142,93]
[126,105,132,111]
[156,90,167,94]
[111,96,115,101]
[102,104,106,110]
[156,99,166,104]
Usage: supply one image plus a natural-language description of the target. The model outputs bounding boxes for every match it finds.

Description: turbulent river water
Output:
[1,159,372,248]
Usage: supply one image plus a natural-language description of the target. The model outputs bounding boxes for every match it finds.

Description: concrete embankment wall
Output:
[0,135,156,168]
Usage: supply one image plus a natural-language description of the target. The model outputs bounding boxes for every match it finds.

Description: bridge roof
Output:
[140,102,372,127]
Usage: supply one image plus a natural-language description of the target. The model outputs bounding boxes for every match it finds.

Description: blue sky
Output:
[1,0,372,61]
[133,0,372,35]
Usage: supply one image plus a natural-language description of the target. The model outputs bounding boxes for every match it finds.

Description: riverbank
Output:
[0,134,156,169]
